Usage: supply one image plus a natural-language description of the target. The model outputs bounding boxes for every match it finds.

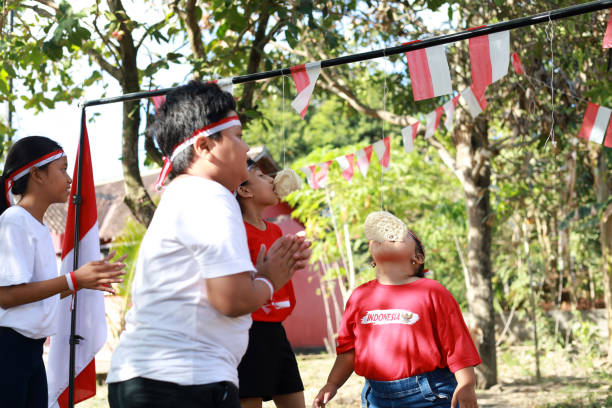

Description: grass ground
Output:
[81,345,611,407]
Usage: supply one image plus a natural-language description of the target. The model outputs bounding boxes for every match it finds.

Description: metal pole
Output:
[68,108,87,408]
[83,0,612,108]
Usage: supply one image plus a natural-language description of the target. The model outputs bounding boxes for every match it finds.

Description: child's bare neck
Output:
[375,263,420,285]
[242,204,267,230]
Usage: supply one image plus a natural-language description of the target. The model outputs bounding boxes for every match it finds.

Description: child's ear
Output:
[236,185,253,199]
[29,166,46,185]
[192,136,213,158]
[413,253,425,265]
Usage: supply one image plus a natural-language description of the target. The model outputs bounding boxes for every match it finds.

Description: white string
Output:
[380,51,388,210]
[282,75,286,168]
[544,14,556,148]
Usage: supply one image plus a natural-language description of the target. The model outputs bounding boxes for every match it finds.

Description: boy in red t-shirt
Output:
[314,211,481,408]
[236,159,305,408]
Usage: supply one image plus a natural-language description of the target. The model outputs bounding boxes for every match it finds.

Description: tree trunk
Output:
[111,0,156,226]
[455,113,497,388]
[592,148,612,363]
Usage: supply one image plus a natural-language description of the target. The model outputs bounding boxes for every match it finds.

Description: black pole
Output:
[83,0,612,108]
[68,108,87,408]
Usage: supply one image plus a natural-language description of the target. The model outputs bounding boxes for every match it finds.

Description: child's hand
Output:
[451,382,478,408]
[291,237,312,272]
[313,383,338,408]
[256,235,301,289]
[73,250,126,294]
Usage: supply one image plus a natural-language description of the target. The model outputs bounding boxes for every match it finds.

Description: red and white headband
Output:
[154,115,242,191]
[4,149,65,206]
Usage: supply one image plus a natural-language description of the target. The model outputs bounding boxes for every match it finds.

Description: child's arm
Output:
[451,366,478,408]
[207,235,310,317]
[313,349,355,408]
[0,252,126,309]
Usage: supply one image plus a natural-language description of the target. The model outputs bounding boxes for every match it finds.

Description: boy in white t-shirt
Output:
[107,81,311,408]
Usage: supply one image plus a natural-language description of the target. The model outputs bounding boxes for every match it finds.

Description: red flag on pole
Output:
[336,154,355,183]
[578,102,612,146]
[405,42,453,101]
[290,62,322,119]
[603,11,612,49]
[373,137,391,169]
[355,145,374,178]
[469,30,510,93]
[47,117,106,408]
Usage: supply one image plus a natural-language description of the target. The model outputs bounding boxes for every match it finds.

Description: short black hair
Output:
[151,81,236,179]
[0,136,63,215]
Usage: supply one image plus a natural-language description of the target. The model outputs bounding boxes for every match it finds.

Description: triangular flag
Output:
[604,11,612,49]
[405,43,453,101]
[290,62,322,119]
[578,102,612,145]
[47,116,106,408]
[355,145,374,178]
[336,154,355,183]
[461,86,488,118]
[443,96,460,130]
[469,30,510,93]
[425,106,444,138]
[314,161,332,188]
[152,95,166,113]
[301,165,318,189]
[373,137,391,169]
[511,52,524,75]
[402,122,419,153]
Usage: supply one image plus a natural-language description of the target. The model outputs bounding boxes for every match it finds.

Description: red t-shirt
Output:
[245,221,296,322]
[336,278,481,381]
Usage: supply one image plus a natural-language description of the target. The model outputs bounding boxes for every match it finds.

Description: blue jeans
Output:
[361,367,458,408]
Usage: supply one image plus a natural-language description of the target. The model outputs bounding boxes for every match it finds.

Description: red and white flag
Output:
[461,86,488,118]
[402,122,419,153]
[425,106,444,138]
[315,161,332,188]
[301,165,318,189]
[511,52,524,75]
[469,30,510,93]
[290,62,321,119]
[372,137,391,169]
[336,154,355,183]
[604,11,612,49]
[577,102,612,147]
[355,145,374,178]
[405,43,453,101]
[443,96,460,130]
[47,118,106,407]
[152,95,166,113]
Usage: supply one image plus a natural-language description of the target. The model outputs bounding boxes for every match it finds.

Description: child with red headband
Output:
[235,159,305,408]
[314,211,481,408]
[107,81,311,408]
[0,136,126,408]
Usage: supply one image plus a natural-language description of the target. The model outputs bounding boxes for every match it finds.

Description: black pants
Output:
[0,327,48,408]
[108,377,241,408]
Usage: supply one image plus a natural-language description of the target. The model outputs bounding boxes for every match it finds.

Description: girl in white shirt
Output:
[107,81,311,408]
[0,136,126,408]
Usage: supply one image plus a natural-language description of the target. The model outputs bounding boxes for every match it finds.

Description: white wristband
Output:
[254,277,274,300]
[65,273,74,291]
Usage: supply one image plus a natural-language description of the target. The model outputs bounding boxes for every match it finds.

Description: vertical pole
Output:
[524,222,541,381]
[68,108,86,408]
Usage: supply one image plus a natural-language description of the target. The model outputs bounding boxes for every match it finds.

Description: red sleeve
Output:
[336,293,357,354]
[434,288,482,372]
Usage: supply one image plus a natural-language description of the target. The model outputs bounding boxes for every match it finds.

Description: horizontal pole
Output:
[84,0,612,108]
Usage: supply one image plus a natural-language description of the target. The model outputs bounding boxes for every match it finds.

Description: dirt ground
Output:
[81,345,611,407]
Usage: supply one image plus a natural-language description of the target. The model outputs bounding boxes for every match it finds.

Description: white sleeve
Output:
[0,220,36,287]
[177,191,255,279]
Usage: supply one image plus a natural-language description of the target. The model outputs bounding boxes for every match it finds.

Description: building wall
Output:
[263,202,344,350]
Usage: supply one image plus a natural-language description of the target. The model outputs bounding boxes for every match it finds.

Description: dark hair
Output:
[409,231,426,278]
[0,136,63,215]
[150,81,236,179]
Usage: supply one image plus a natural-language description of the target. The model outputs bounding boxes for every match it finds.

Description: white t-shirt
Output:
[107,176,255,387]
[0,205,59,339]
